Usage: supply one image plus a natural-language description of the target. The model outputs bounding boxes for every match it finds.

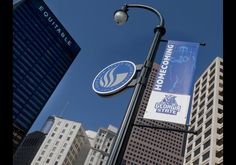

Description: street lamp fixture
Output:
[107,4,166,165]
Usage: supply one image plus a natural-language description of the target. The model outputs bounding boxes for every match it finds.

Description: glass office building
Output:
[13,0,80,153]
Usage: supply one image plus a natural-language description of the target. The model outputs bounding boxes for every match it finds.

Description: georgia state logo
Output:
[155,95,181,115]
[92,61,136,95]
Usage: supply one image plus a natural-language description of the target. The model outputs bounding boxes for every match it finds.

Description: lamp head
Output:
[114,8,128,25]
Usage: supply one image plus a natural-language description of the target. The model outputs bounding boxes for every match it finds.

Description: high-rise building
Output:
[122,63,186,165]
[13,0,80,152]
[30,116,90,165]
[183,57,223,165]
[84,125,118,165]
[13,131,46,165]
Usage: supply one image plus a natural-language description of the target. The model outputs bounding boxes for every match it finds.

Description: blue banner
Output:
[144,40,199,125]
[153,40,199,95]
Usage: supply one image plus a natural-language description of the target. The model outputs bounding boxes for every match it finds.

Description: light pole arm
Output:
[124,4,165,28]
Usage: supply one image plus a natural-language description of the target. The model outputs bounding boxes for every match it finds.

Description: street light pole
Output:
[107,4,166,165]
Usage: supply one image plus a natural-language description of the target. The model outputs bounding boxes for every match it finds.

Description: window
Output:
[216,138,223,146]
[210,63,216,70]
[197,118,203,126]
[196,127,202,136]
[188,135,194,142]
[204,139,211,149]
[218,99,223,105]
[217,127,223,134]
[65,123,68,127]
[207,92,214,101]
[202,79,207,87]
[38,157,42,161]
[187,145,192,153]
[49,153,53,157]
[216,149,223,158]
[199,101,205,110]
[194,147,200,156]
[193,158,199,165]
[207,100,213,109]
[46,159,50,163]
[198,110,204,118]
[209,76,215,85]
[201,86,207,94]
[72,125,76,129]
[204,129,211,139]
[192,110,197,117]
[59,135,63,139]
[44,145,48,149]
[63,143,67,147]
[205,119,212,128]
[51,133,55,137]
[209,69,215,77]
[206,109,212,119]
[202,72,208,80]
[191,117,196,125]
[208,84,215,92]
[67,137,70,141]
[195,137,201,146]
[202,151,210,161]
[218,117,223,124]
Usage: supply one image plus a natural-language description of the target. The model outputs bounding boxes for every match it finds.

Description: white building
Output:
[30,116,90,165]
[184,57,223,165]
[84,125,118,165]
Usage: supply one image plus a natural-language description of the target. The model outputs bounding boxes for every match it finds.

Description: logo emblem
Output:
[92,61,136,95]
[155,95,181,115]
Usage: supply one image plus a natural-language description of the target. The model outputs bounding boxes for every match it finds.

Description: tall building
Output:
[122,63,186,165]
[13,0,80,152]
[31,116,90,165]
[13,131,46,165]
[84,125,118,165]
[183,57,223,165]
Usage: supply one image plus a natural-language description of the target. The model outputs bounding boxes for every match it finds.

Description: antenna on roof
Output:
[59,101,70,117]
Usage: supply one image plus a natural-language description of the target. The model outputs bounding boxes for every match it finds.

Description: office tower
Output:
[13,0,80,152]
[183,57,223,165]
[13,131,46,165]
[84,125,118,165]
[122,63,186,165]
[30,116,90,165]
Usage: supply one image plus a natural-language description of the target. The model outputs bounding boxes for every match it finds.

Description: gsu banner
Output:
[144,40,199,125]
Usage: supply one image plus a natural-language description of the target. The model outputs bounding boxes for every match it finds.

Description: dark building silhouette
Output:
[122,63,186,165]
[13,0,80,153]
[13,131,46,165]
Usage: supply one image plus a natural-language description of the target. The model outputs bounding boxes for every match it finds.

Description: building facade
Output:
[121,63,186,165]
[13,131,46,165]
[84,125,118,165]
[30,116,90,165]
[13,0,80,152]
[183,57,223,165]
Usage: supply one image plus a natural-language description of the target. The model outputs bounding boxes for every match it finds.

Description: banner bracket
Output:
[160,39,206,46]
[133,123,197,135]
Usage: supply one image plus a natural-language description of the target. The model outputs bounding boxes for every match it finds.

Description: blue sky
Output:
[27,0,223,133]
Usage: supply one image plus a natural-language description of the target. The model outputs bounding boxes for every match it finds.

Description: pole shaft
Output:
[107,28,164,165]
